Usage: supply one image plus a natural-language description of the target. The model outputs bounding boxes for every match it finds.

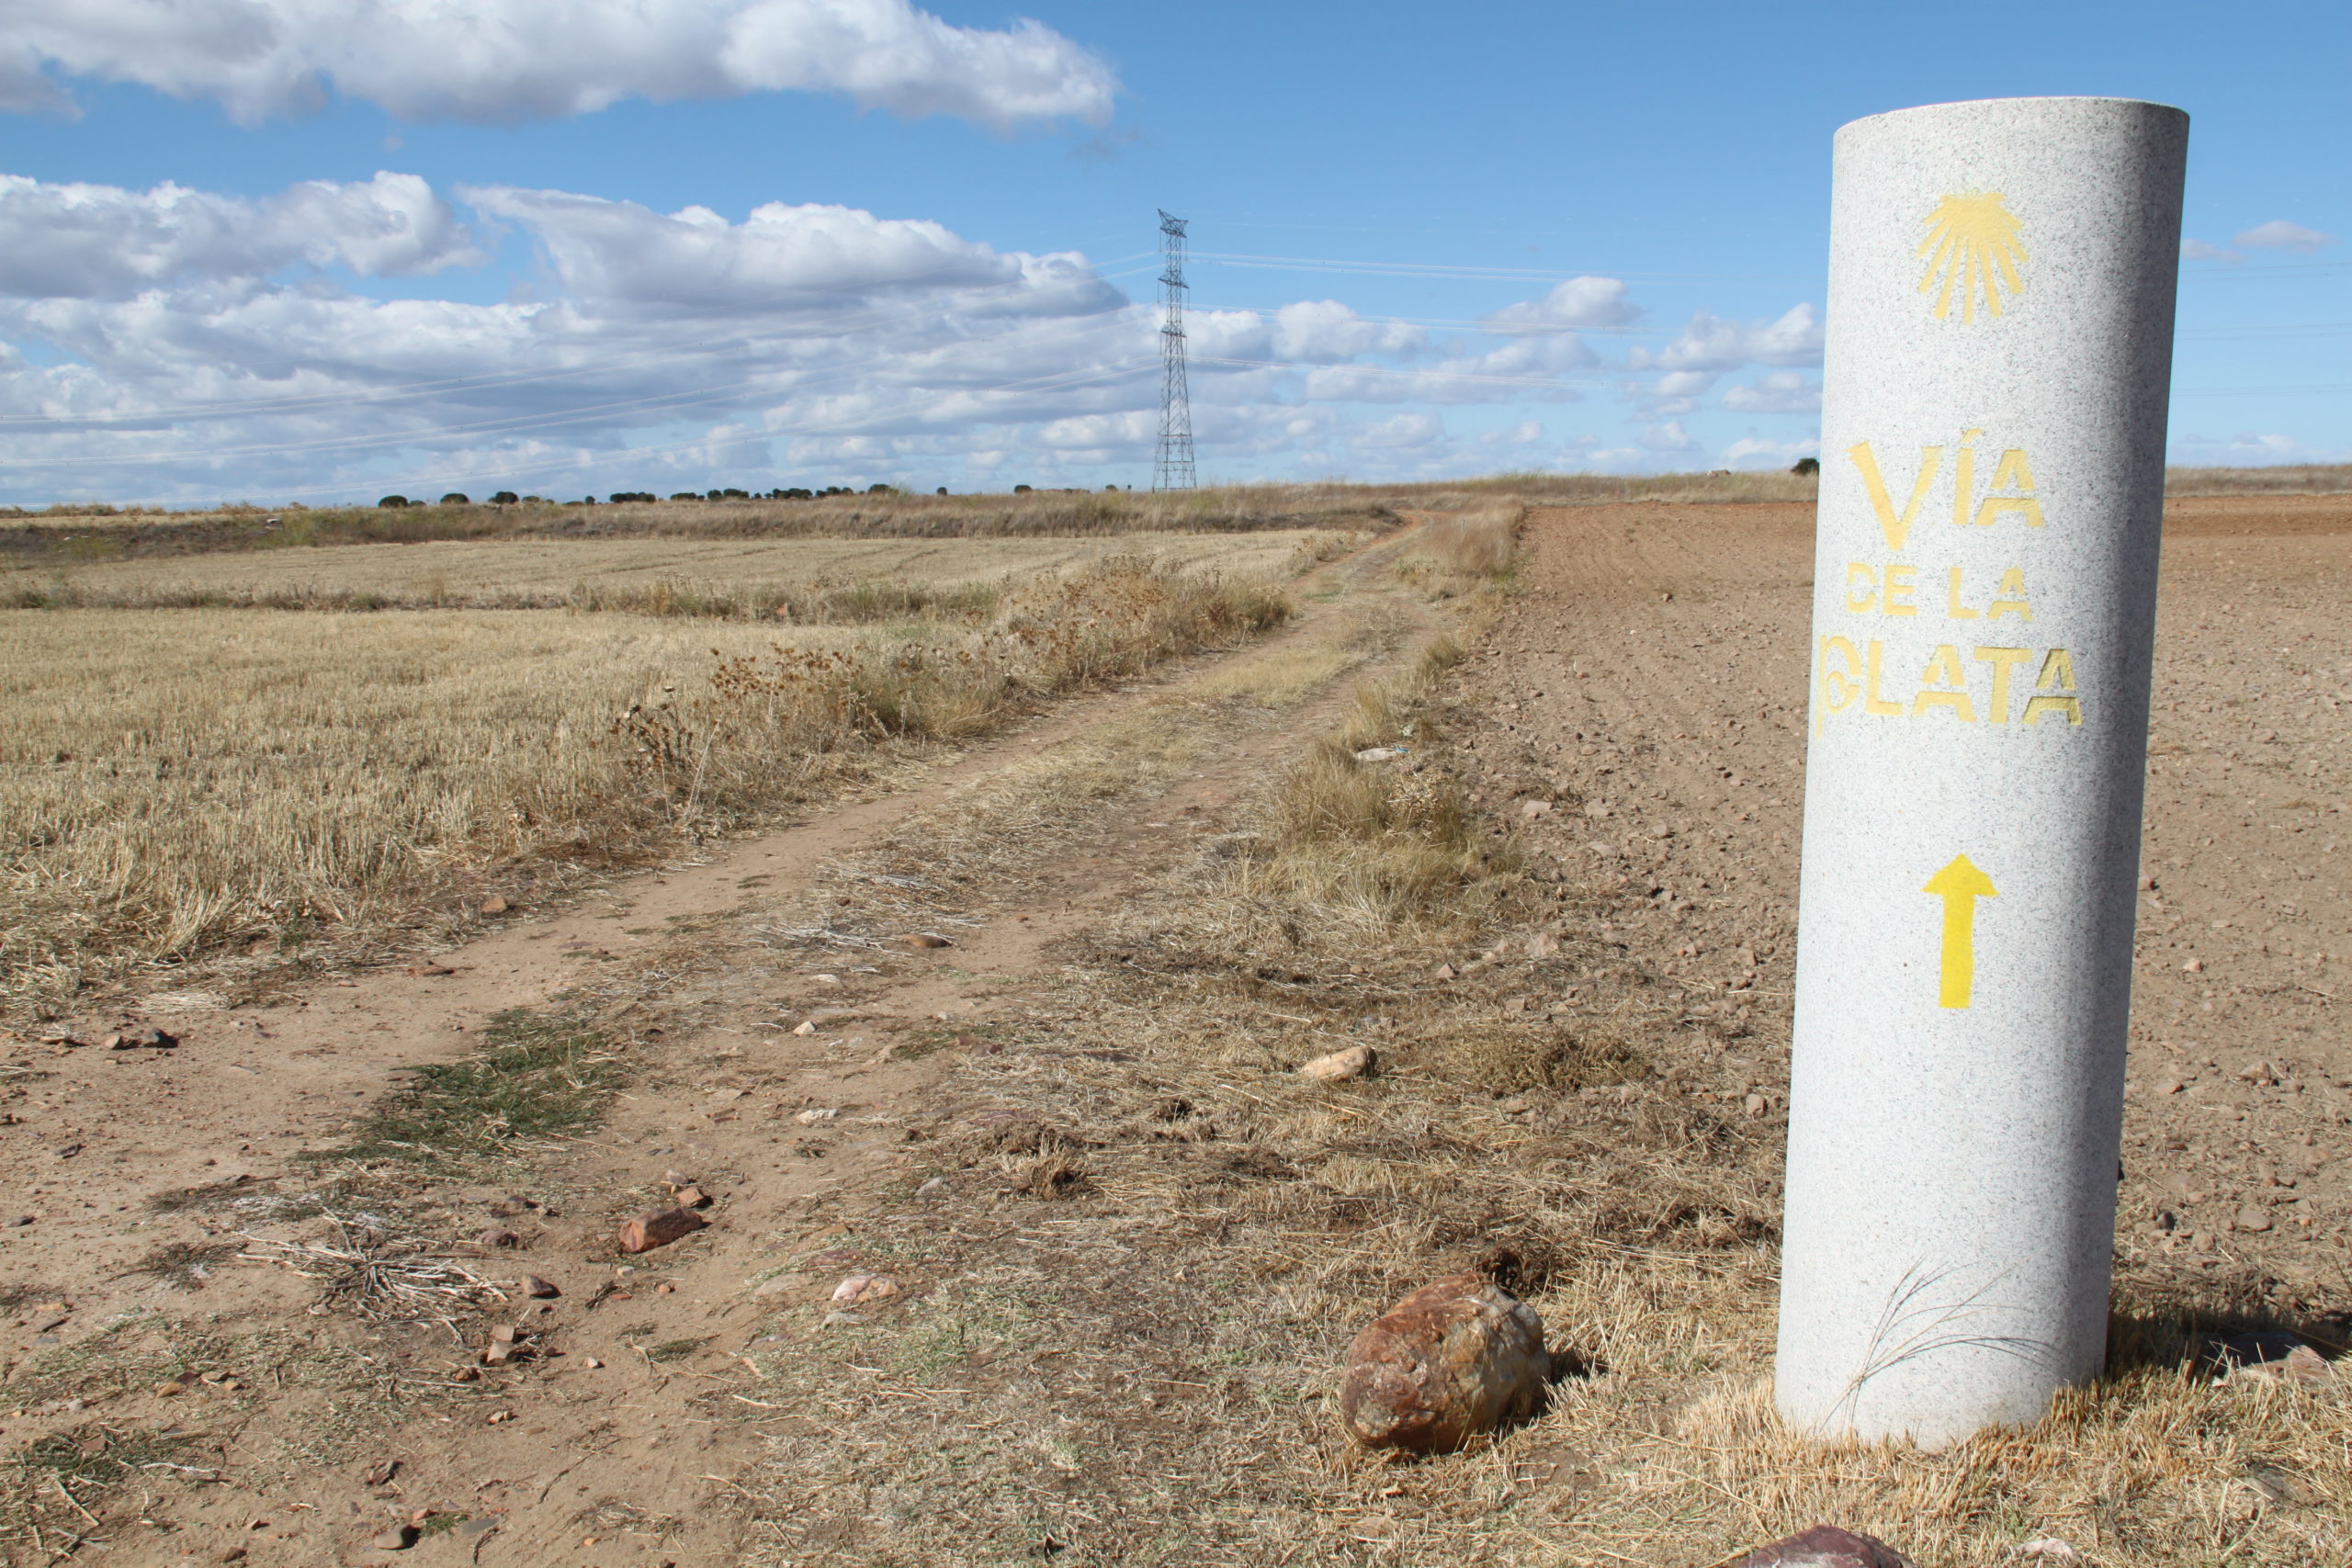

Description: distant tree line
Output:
[368,479,1145,510]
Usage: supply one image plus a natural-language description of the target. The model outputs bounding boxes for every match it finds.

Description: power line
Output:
[1153,209,1195,492]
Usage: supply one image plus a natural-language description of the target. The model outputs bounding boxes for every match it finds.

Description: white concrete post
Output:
[1777,96,2188,1448]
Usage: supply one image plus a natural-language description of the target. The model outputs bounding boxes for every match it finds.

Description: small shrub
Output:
[1791,457,1820,476]
[439,492,471,505]
[376,495,409,509]
[490,491,520,505]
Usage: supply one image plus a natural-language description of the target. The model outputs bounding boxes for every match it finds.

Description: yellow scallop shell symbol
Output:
[1917,190,2028,322]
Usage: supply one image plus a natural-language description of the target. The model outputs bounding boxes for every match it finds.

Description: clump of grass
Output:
[1415,501,1523,584]
[1389,501,1523,600]
[1424,1023,1646,1093]
[1207,641,1530,943]
[322,1010,619,1167]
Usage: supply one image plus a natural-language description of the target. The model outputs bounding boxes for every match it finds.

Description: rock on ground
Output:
[1739,1525,1915,1567]
[1338,1272,1548,1452]
[1298,1044,1374,1082]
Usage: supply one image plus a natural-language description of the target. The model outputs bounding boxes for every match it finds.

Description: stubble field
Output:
[0,529,1329,1016]
[2,530,1337,615]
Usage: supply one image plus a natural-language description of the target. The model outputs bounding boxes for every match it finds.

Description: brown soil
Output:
[1442,494,2352,1302]
[2,493,2346,1566]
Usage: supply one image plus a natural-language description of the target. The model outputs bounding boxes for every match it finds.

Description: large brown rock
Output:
[1338,1272,1548,1451]
[1739,1526,1914,1567]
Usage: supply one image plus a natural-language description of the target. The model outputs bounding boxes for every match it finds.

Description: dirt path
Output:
[0,525,1445,1566]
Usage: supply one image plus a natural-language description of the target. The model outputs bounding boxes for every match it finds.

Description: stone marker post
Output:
[1777,96,2188,1447]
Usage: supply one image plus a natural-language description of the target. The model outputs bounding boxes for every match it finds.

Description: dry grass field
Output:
[1,530,1340,615]
[0,540,1299,1018]
[1,480,2349,1568]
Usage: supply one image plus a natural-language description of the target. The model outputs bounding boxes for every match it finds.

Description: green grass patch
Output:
[320,1009,622,1168]
[16,1426,209,1492]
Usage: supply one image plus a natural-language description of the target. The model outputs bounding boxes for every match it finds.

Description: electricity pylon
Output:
[1153,209,1196,491]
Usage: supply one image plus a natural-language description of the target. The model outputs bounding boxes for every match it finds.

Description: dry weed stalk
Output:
[239,1213,506,1331]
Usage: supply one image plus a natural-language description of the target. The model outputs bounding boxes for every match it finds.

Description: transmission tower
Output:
[1153,209,1196,491]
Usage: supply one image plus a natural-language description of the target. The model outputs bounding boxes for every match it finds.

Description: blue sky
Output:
[0,0,2344,504]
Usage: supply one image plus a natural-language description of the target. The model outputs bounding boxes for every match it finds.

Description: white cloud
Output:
[0,172,1851,498]
[2231,220,2335,253]
[1630,302,1821,373]
[1480,276,1638,333]
[2180,238,2242,265]
[1267,300,1424,363]
[1629,368,1714,416]
[461,186,1115,312]
[0,171,480,298]
[1,0,1116,129]
[1461,333,1600,377]
[0,175,1157,499]
[1718,435,1816,469]
[1719,369,1820,414]
[1351,412,1443,452]
[2169,431,2345,466]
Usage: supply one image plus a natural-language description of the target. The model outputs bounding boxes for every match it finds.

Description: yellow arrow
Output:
[1921,854,1997,1009]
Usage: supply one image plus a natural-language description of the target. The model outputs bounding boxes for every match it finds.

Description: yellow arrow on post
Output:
[1922,854,1998,1009]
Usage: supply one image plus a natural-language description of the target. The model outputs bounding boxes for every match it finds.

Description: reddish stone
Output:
[1740,1526,1915,1568]
[617,1205,706,1254]
[1338,1272,1548,1452]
